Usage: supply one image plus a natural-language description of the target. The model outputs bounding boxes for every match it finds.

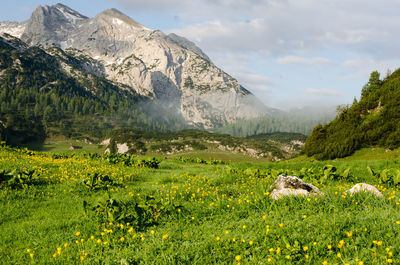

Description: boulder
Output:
[345,183,383,198]
[270,175,321,200]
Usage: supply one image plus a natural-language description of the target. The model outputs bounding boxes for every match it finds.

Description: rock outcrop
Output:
[270,175,321,200]
[345,183,383,198]
[0,4,269,129]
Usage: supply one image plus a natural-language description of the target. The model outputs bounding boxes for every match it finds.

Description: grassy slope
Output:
[0,147,399,264]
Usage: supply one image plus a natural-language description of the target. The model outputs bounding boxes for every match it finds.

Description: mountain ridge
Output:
[0,3,269,129]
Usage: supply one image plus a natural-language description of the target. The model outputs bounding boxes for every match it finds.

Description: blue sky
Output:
[2,0,400,109]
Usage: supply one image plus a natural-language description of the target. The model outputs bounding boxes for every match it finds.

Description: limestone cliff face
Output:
[0,4,268,128]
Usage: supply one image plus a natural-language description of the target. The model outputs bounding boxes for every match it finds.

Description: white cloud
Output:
[306,88,343,96]
[341,59,399,79]
[161,0,400,58]
[277,56,332,65]
[236,71,274,92]
[207,52,275,93]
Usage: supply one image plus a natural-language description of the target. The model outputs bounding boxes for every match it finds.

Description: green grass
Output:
[0,146,399,264]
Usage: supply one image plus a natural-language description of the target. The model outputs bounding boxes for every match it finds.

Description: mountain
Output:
[303,70,400,159]
[0,4,268,129]
[0,32,189,145]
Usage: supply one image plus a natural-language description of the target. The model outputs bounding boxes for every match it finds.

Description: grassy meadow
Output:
[0,144,399,264]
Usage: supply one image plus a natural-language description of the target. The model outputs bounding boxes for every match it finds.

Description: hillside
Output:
[104,130,306,161]
[303,69,400,159]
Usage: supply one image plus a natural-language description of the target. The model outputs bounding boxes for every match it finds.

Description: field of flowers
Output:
[0,144,399,264]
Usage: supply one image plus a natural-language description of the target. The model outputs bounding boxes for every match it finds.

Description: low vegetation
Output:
[1,143,399,264]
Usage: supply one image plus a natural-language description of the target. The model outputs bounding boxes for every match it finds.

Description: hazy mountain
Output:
[0,3,268,129]
[215,105,337,137]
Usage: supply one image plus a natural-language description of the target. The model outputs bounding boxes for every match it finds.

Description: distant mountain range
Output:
[0,3,268,129]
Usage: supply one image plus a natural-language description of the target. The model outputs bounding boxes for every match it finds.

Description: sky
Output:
[1,0,400,110]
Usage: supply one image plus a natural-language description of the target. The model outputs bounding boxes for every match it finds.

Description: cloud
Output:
[115,0,186,12]
[341,59,399,79]
[207,52,275,93]
[277,56,332,66]
[161,0,400,59]
[306,88,343,96]
[236,71,275,92]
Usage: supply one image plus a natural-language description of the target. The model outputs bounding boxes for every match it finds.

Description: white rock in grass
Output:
[271,188,310,199]
[270,175,321,200]
[117,143,129,154]
[346,183,383,198]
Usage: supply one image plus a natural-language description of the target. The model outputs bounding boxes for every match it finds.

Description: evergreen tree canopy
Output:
[303,69,400,159]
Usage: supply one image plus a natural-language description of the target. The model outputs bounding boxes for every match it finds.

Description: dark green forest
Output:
[303,69,400,159]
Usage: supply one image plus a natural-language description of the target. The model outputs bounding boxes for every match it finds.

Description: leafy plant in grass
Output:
[89,153,161,169]
[52,153,75,159]
[0,169,36,189]
[81,172,117,191]
[368,166,400,185]
[137,157,161,169]
[83,194,183,230]
[177,156,225,165]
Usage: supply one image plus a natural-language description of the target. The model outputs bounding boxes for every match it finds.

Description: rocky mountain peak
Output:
[31,3,88,25]
[95,8,148,30]
[21,3,88,47]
